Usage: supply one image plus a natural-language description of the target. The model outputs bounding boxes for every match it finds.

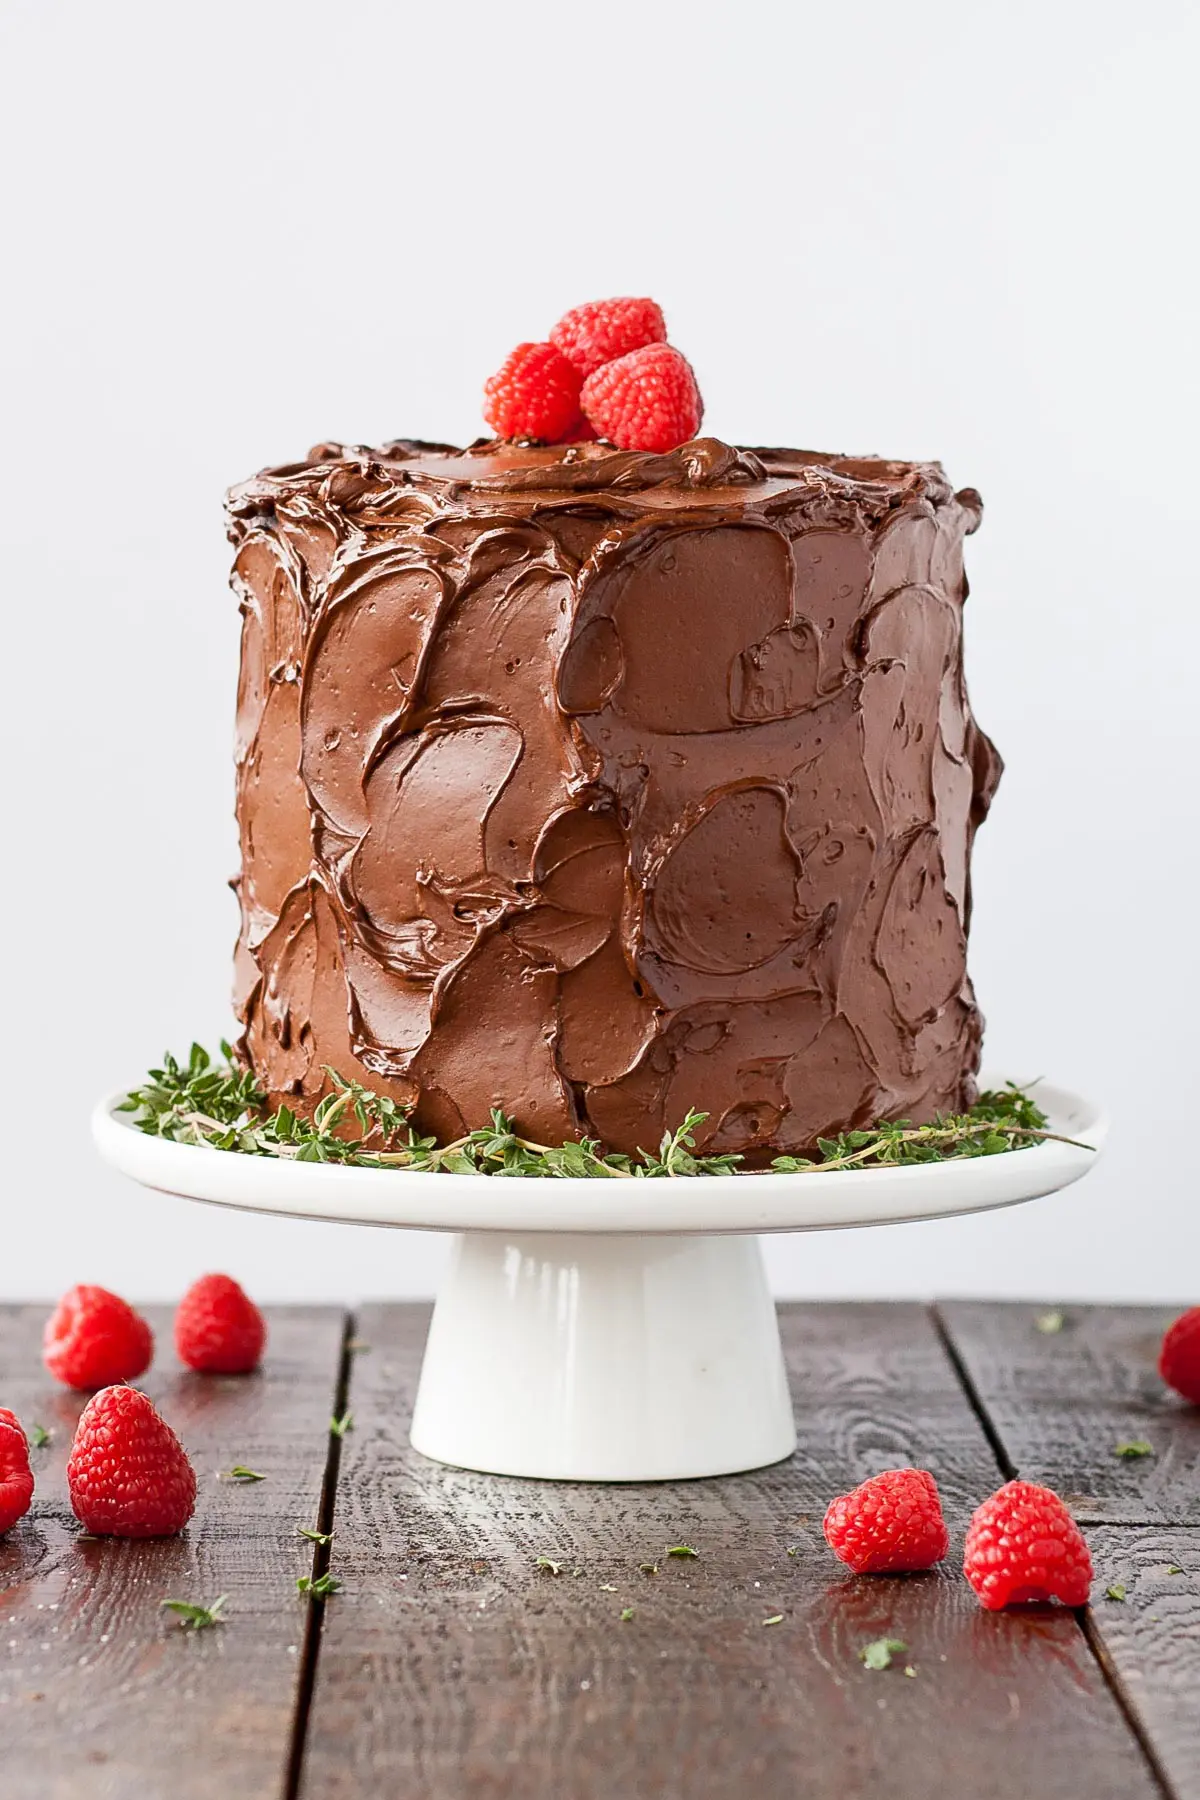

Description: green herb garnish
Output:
[27,1424,50,1449]
[1106,1584,1128,1601]
[536,1557,563,1575]
[762,1614,784,1627]
[161,1594,227,1631]
[859,1637,907,1671]
[297,1526,334,1545]
[330,1412,353,1439]
[1115,1441,1155,1458]
[639,1563,659,1575]
[122,1050,1076,1179]
[667,1545,698,1559]
[223,1465,266,1482]
[619,1607,635,1622]
[297,1573,341,1597]
[1035,1310,1066,1334]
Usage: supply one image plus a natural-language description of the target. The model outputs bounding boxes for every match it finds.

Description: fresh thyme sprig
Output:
[121,1047,1082,1178]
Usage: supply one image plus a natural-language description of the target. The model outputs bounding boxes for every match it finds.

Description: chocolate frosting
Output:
[227,435,1001,1158]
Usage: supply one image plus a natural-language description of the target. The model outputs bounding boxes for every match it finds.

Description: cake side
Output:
[228,437,1001,1158]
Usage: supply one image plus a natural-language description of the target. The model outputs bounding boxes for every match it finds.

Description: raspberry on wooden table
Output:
[963,1480,1092,1610]
[1159,1307,1200,1404]
[580,343,703,453]
[550,296,667,378]
[175,1273,266,1374]
[483,341,583,443]
[43,1284,153,1390]
[67,1386,197,1538]
[0,1415,34,1534]
[823,1467,950,1573]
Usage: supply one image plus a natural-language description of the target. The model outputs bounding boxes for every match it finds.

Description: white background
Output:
[1,0,1196,1305]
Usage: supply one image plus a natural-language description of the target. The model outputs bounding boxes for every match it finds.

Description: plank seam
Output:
[933,1303,1176,1800]
[1079,1607,1178,1800]
[284,1308,356,1800]
[929,1302,1016,1481]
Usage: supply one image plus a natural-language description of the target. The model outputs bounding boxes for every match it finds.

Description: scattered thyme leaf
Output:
[223,1465,267,1482]
[1035,1309,1066,1334]
[1167,1565,1185,1576]
[330,1412,354,1439]
[296,1526,334,1545]
[667,1545,699,1558]
[903,1665,917,1678]
[124,1052,1070,1178]
[1106,1584,1128,1601]
[639,1563,659,1575]
[28,1424,51,1449]
[347,1340,371,1354]
[762,1614,784,1627]
[598,1582,618,1592]
[1115,1440,1155,1459]
[536,1557,563,1576]
[785,1545,800,1558]
[619,1607,636,1622]
[161,1595,227,1631]
[297,1572,341,1597]
[859,1637,907,1671]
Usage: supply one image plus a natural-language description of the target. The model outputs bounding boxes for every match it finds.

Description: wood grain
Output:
[937,1301,1200,1523]
[0,1303,346,1800]
[1086,1526,1200,1800]
[298,1301,1160,1800]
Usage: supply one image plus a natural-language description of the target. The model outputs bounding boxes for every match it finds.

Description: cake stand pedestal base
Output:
[410,1232,796,1481]
[93,1076,1105,1484]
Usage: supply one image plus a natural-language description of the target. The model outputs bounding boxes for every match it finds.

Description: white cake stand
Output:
[93,1078,1105,1483]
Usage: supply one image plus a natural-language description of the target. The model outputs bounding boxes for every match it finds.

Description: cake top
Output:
[228,436,972,535]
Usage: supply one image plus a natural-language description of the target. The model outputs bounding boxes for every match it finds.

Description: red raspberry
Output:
[1160,1307,1200,1404]
[963,1480,1092,1610]
[580,344,703,453]
[67,1386,197,1538]
[823,1467,949,1573]
[44,1285,153,1390]
[550,296,667,379]
[175,1273,266,1374]
[0,1417,34,1534]
[0,1408,25,1439]
[483,341,583,442]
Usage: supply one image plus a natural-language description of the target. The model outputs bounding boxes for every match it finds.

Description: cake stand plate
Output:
[93,1078,1104,1483]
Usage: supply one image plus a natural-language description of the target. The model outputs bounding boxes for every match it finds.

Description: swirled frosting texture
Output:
[228,436,1001,1157]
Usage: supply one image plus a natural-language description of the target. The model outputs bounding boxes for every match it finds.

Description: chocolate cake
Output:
[227,435,1000,1159]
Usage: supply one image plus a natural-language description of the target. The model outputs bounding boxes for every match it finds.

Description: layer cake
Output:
[227,435,1000,1159]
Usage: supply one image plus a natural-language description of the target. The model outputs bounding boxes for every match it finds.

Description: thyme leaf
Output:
[161,1594,227,1631]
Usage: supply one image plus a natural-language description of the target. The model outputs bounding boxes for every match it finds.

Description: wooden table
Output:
[2,1300,1197,1799]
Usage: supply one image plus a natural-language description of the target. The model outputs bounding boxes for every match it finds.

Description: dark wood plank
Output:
[0,1303,346,1800]
[1087,1526,1200,1800]
[937,1301,1200,1523]
[299,1301,1159,1800]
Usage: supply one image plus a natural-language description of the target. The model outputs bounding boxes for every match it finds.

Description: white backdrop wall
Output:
[1,0,1196,1303]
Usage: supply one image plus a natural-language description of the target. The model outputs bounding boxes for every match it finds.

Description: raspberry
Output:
[175,1273,266,1374]
[44,1285,153,1390]
[0,1417,34,1534]
[580,344,703,453]
[0,1408,24,1439]
[483,341,583,442]
[1160,1307,1200,1404]
[823,1467,949,1573]
[67,1386,197,1538]
[963,1480,1092,1610]
[550,296,667,379]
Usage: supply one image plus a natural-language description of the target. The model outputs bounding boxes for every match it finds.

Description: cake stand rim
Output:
[92,1074,1107,1237]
